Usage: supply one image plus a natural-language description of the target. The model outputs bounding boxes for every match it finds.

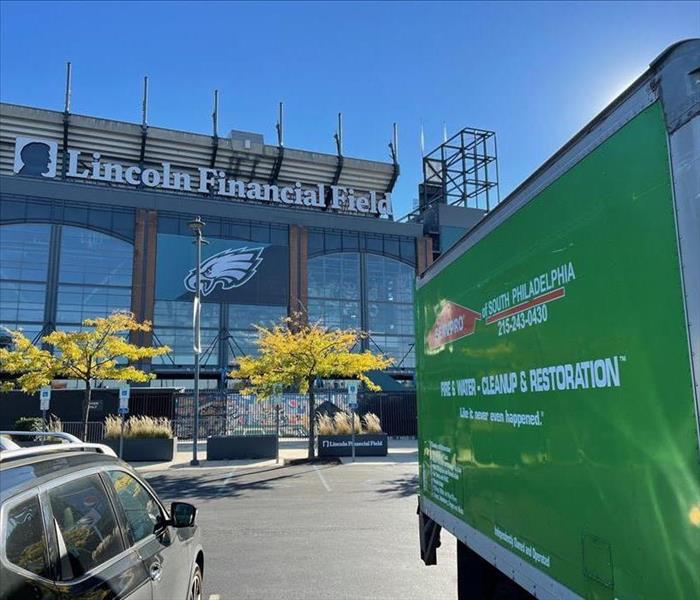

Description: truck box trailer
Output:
[416,39,699,599]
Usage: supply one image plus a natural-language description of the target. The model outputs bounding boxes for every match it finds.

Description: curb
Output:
[283,457,342,466]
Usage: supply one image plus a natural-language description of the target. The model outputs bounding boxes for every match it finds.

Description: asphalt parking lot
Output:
[145,460,457,600]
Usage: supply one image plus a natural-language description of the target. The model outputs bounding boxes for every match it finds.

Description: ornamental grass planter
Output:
[207,435,277,460]
[105,437,177,462]
[317,433,388,457]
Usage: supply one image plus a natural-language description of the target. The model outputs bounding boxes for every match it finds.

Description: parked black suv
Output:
[0,434,204,600]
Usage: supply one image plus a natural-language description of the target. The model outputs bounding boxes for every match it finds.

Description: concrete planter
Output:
[105,437,177,462]
[207,435,277,460]
[317,434,388,457]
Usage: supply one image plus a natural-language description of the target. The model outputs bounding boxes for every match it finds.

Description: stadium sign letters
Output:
[13,136,393,217]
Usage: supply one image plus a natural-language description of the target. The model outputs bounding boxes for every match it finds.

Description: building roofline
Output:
[0,101,395,172]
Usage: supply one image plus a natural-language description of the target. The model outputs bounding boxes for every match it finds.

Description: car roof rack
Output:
[0,430,117,462]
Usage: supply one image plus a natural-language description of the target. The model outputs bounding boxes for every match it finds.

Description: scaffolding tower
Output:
[419,127,499,212]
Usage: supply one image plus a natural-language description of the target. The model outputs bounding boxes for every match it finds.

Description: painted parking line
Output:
[208,594,221,600]
[312,464,332,492]
[220,471,235,491]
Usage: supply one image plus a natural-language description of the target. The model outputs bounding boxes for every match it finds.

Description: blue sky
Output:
[1,1,697,217]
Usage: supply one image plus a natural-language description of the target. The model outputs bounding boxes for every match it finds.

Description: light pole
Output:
[188,216,206,466]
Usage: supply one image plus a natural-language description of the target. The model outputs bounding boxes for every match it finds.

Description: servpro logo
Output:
[427,262,577,347]
[427,301,481,350]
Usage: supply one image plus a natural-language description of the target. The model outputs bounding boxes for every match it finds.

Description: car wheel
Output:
[188,564,203,600]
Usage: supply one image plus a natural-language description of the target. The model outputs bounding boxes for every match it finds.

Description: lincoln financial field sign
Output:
[13,136,394,217]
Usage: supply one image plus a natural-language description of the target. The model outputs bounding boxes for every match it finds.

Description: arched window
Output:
[307,253,361,330]
[366,254,415,368]
[55,226,133,327]
[0,223,51,341]
[228,304,287,358]
[307,252,415,368]
[152,300,220,366]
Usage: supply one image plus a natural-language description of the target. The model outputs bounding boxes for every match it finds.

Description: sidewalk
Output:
[133,437,417,472]
[339,437,418,465]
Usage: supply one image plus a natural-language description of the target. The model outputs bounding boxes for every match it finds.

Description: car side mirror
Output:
[170,502,197,527]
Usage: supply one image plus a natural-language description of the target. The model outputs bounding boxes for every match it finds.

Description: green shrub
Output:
[13,417,44,432]
[104,415,173,439]
[12,415,63,442]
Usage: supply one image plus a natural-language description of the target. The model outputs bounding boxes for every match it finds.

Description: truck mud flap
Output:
[418,498,442,566]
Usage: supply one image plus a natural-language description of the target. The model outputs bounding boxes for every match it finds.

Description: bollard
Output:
[351,408,356,462]
[41,408,47,445]
[275,404,280,464]
[119,414,125,459]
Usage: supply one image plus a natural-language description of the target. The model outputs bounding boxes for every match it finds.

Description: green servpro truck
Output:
[416,40,700,600]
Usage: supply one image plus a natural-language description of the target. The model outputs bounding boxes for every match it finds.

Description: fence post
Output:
[118,414,125,459]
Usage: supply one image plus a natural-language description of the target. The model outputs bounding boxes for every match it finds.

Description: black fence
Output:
[358,391,417,437]
[1,387,417,440]
[60,421,105,443]
[0,388,178,431]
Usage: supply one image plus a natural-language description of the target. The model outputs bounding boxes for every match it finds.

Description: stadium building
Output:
[0,100,429,389]
[0,91,495,391]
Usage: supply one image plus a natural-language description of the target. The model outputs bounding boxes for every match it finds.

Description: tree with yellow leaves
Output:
[230,315,392,458]
[0,312,170,441]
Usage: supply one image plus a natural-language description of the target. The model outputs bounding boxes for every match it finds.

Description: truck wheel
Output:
[457,540,533,600]
[493,577,530,600]
[458,539,496,598]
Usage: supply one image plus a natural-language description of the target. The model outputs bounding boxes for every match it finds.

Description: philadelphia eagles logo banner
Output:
[184,247,264,296]
[156,233,288,305]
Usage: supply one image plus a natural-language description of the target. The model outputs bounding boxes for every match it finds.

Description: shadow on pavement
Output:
[147,463,336,501]
[375,473,418,498]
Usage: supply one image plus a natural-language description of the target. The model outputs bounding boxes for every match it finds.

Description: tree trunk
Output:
[307,376,316,459]
[82,381,92,442]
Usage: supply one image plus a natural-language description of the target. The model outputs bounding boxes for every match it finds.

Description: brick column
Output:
[130,209,158,349]
[416,235,434,276]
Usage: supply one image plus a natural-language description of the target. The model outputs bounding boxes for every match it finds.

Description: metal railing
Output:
[0,430,117,461]
[59,421,105,443]
[358,391,417,437]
